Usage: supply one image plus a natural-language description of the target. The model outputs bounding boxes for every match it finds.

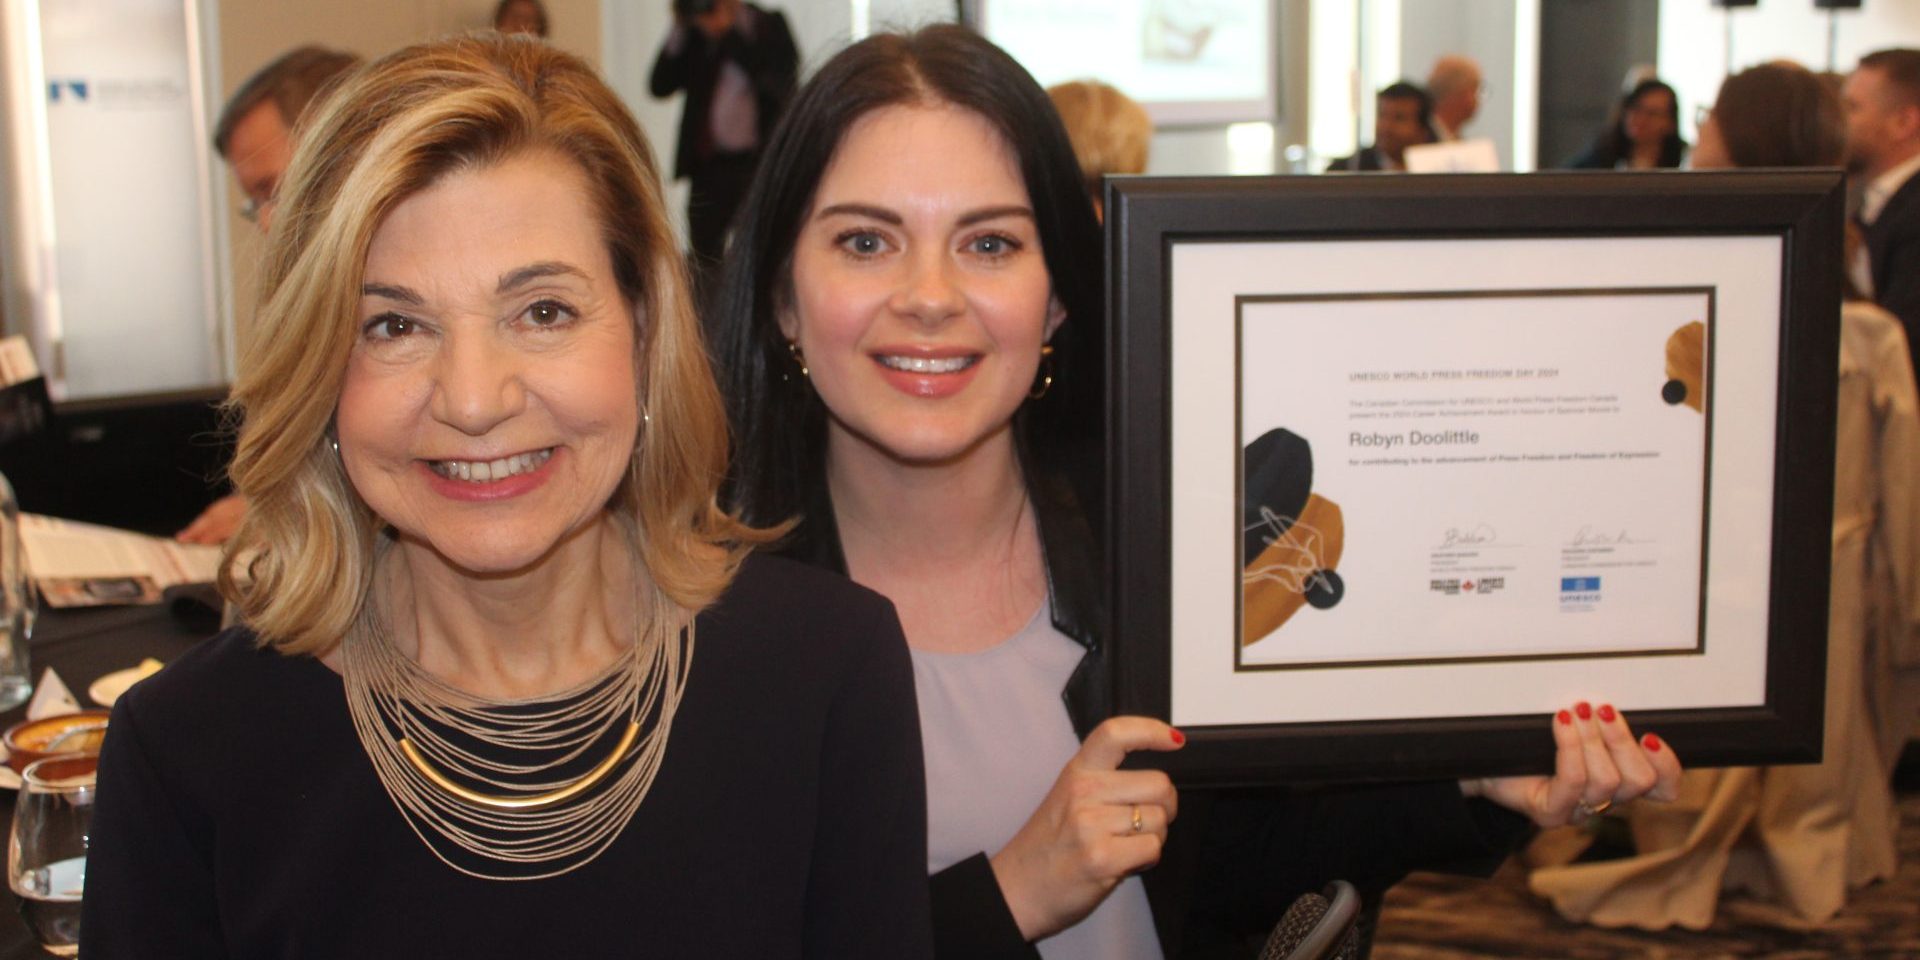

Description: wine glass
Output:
[9,753,97,957]
[0,471,34,711]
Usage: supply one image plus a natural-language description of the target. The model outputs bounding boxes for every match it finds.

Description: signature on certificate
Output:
[1567,525,1644,547]
[1436,523,1498,548]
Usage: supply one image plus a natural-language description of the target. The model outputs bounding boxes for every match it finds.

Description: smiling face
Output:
[337,150,639,576]
[780,103,1065,467]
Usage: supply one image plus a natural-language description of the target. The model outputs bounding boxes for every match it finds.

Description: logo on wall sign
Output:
[46,79,89,103]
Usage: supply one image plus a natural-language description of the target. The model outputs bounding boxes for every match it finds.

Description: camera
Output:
[673,0,717,16]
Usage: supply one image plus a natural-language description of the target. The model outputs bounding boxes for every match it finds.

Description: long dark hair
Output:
[1598,79,1687,168]
[711,25,1104,547]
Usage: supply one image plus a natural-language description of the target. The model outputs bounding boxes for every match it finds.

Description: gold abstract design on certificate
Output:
[1662,321,1705,413]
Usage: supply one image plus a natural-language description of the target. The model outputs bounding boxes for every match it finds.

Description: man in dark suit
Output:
[1326,83,1433,173]
[1846,48,1920,362]
[650,0,797,274]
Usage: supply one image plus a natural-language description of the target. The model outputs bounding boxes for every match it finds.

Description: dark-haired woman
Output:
[1567,79,1687,170]
[713,26,1683,958]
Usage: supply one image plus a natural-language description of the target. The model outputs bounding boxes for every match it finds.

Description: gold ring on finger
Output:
[1130,804,1143,834]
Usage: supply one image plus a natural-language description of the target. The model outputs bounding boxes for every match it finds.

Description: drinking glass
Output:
[0,470,34,710]
[8,753,96,957]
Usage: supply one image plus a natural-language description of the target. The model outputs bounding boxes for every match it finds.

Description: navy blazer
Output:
[1325,148,1389,173]
[1865,170,1920,375]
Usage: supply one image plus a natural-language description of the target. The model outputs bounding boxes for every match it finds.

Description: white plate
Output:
[88,660,163,709]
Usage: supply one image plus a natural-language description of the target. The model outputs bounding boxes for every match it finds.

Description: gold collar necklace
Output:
[341,590,693,881]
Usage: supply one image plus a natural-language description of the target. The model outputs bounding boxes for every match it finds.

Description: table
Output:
[0,601,221,958]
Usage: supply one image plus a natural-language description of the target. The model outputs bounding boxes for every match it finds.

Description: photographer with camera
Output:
[649,0,797,279]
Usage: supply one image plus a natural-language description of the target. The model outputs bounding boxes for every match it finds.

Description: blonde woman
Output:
[81,35,931,958]
[1046,80,1150,220]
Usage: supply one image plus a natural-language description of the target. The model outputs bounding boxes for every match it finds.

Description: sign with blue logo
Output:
[1560,576,1601,592]
[45,80,89,104]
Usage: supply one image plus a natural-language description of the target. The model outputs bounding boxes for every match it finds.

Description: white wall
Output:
[1659,1,1920,142]
[3,0,222,399]
[1399,0,1525,171]
[1302,0,1537,172]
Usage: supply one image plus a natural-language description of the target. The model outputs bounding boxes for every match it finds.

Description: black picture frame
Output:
[1107,171,1843,785]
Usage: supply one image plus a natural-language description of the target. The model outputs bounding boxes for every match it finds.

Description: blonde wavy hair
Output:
[221,33,768,656]
[1045,80,1150,203]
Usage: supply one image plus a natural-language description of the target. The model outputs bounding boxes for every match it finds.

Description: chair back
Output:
[1258,879,1361,960]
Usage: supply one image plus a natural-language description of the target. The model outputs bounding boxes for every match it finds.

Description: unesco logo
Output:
[1559,575,1602,608]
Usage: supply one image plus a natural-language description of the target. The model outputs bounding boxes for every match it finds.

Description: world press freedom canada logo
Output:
[1429,576,1503,596]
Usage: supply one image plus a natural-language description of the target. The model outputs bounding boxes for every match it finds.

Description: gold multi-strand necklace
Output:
[341,587,692,881]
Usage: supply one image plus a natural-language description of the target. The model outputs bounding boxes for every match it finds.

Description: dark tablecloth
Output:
[0,598,221,958]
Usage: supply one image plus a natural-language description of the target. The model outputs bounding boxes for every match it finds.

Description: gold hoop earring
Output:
[787,340,809,378]
[1028,344,1056,400]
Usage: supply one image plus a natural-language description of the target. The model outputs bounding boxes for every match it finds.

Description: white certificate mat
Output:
[1167,236,1781,728]
[1236,289,1710,665]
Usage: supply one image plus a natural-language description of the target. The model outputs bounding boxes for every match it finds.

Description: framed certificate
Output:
[1107,171,1844,784]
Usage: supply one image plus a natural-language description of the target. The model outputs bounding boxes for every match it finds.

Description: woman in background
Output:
[1047,79,1151,221]
[1568,78,1687,170]
[714,25,1682,959]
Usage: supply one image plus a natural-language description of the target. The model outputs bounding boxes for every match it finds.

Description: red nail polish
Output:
[1557,710,1572,726]
[1598,703,1616,723]
[1643,733,1661,752]
[1170,728,1186,745]
[1575,701,1592,720]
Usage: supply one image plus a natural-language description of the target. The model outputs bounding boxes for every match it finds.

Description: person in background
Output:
[715,25,1681,959]
[83,34,931,957]
[1845,49,1920,363]
[178,45,361,545]
[1326,82,1433,172]
[649,0,798,276]
[1426,55,1482,142]
[493,0,549,37]
[1566,79,1686,170]
[1046,79,1151,222]
[212,46,360,236]
[1532,61,1906,929]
